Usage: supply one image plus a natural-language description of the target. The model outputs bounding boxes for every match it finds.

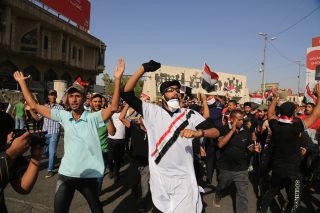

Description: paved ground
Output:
[4,137,320,213]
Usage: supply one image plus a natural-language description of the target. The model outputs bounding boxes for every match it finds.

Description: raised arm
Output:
[101,58,125,121]
[119,103,131,128]
[122,60,161,115]
[13,71,52,119]
[200,93,210,119]
[268,88,278,121]
[218,119,237,148]
[304,83,320,128]
[107,118,116,136]
[123,60,160,92]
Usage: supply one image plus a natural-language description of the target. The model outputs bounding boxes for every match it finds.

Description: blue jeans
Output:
[44,133,60,172]
[15,117,25,129]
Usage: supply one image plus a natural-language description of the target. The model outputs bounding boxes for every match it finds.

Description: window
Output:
[62,38,67,53]
[43,36,48,50]
[78,49,82,62]
[72,46,77,59]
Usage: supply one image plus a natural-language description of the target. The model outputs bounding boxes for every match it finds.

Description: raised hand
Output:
[142,60,161,72]
[314,83,320,97]
[114,58,125,79]
[271,87,279,98]
[231,118,238,132]
[6,131,31,158]
[13,71,30,82]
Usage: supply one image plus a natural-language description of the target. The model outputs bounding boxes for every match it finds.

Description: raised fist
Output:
[142,60,161,72]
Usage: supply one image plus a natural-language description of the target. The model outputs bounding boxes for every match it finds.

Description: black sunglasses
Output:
[164,87,180,93]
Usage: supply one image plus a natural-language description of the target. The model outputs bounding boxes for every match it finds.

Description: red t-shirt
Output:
[298,114,320,129]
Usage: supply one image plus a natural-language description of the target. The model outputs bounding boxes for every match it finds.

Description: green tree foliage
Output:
[102,74,144,96]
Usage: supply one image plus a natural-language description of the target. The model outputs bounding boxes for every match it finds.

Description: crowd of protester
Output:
[1,59,320,213]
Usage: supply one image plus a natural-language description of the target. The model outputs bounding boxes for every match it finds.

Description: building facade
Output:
[0,0,106,102]
[143,65,250,104]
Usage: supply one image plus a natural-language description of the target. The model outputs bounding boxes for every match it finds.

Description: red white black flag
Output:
[304,83,317,104]
[201,63,219,93]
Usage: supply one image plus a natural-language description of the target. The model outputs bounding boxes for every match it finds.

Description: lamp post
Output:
[258,32,276,103]
[295,60,305,95]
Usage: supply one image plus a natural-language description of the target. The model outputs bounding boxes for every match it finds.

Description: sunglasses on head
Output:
[164,87,180,93]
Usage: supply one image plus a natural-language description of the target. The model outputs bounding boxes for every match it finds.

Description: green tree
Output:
[102,74,144,96]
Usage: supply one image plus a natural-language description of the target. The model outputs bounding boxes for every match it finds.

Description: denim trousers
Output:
[15,117,25,129]
[44,133,60,172]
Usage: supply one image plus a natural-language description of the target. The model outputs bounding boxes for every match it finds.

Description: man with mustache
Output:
[13,58,125,213]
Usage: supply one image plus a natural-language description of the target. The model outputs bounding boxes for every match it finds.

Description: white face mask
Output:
[166,98,180,112]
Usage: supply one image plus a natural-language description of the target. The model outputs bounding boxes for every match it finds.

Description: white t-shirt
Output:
[142,102,205,213]
[108,112,126,139]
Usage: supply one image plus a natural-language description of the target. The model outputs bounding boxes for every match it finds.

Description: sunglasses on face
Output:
[164,87,180,93]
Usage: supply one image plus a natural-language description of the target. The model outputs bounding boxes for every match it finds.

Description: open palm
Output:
[114,58,125,79]
[13,71,30,82]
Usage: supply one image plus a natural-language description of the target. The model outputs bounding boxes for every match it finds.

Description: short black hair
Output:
[159,80,181,94]
[243,102,252,108]
[280,102,296,117]
[230,109,244,119]
[306,102,315,108]
[228,99,237,106]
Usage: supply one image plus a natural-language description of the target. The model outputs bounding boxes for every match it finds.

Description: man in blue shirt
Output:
[13,58,125,213]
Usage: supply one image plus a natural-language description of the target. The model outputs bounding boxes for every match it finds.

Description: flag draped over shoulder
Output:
[201,63,219,93]
[304,83,317,104]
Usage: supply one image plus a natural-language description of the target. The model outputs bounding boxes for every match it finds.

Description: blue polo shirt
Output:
[51,109,104,178]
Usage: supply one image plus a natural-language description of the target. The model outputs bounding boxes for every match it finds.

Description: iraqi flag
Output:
[180,85,192,97]
[201,63,219,93]
[264,90,273,101]
[304,83,317,104]
[250,93,263,105]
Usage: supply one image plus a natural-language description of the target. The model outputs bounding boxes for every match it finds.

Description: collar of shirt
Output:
[68,110,88,122]
[162,106,181,117]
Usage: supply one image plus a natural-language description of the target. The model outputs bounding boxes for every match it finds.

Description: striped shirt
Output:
[40,103,63,134]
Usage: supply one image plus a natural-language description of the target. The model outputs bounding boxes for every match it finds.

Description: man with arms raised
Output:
[121,60,220,213]
[258,85,320,213]
[13,58,125,213]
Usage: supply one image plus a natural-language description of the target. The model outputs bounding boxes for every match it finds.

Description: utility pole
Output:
[258,32,276,104]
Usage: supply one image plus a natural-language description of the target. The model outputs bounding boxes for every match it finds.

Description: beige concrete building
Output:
[0,0,106,102]
[143,65,250,103]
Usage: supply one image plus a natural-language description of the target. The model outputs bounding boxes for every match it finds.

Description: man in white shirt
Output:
[121,60,220,213]
[107,103,127,183]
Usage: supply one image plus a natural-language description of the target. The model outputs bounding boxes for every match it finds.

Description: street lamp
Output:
[295,60,305,95]
[258,32,276,103]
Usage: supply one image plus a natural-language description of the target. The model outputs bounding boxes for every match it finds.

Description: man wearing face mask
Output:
[121,60,220,213]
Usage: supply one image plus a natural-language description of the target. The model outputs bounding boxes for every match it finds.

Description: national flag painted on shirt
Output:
[304,83,317,104]
[201,63,219,93]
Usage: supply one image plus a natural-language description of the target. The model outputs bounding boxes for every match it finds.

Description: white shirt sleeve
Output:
[189,110,206,128]
[142,102,157,125]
